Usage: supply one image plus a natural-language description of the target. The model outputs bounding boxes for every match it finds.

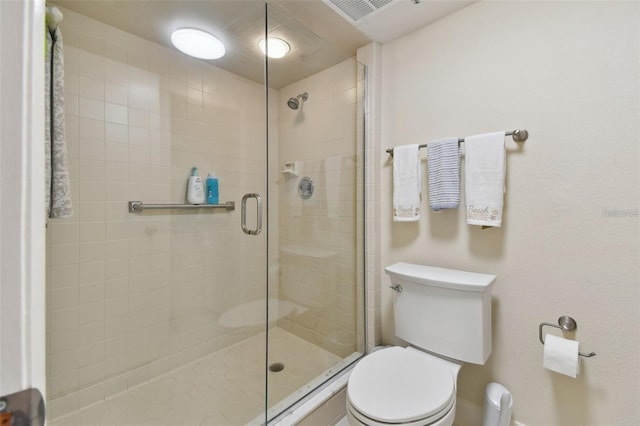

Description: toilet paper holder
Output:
[539,315,596,358]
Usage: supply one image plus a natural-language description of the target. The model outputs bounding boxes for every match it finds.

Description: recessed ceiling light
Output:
[259,38,290,59]
[171,28,225,60]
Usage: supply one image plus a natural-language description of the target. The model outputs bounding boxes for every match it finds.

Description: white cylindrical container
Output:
[483,382,512,426]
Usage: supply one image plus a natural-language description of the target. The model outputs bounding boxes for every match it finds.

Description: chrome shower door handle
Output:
[241,193,262,235]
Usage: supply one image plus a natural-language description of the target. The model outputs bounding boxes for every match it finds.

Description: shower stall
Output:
[45,2,366,425]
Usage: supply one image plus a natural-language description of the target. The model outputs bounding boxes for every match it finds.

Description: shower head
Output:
[287,92,308,110]
[287,98,300,110]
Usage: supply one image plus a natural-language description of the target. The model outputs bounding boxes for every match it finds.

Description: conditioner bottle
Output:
[187,167,205,204]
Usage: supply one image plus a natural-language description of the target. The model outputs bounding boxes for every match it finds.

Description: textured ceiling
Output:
[54,0,372,89]
[54,1,476,89]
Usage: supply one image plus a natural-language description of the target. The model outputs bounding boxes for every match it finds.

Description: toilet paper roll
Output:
[543,334,580,378]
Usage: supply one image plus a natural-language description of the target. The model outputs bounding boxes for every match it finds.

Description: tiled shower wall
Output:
[276,59,361,358]
[46,8,272,419]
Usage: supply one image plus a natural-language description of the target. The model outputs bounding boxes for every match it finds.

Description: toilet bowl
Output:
[346,263,496,426]
[346,346,461,426]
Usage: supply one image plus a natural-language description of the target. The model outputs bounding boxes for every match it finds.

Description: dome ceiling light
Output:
[171,28,225,60]
[259,37,291,59]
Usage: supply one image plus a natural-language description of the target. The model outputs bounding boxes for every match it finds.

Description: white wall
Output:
[378,2,639,425]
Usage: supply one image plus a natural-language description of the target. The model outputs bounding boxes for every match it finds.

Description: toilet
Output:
[347,262,496,426]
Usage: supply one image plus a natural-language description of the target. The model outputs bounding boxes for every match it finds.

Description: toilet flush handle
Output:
[389,284,403,293]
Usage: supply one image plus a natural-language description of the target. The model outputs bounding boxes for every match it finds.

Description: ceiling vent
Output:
[323,0,476,44]
[325,0,394,23]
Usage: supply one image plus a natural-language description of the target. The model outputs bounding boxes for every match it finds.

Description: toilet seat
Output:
[347,347,456,425]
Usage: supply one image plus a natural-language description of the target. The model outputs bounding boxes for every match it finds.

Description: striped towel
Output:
[427,138,460,211]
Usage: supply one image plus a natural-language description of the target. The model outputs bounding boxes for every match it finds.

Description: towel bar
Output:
[386,129,528,156]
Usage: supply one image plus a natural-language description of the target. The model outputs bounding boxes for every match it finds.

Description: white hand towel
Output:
[464,132,506,227]
[427,138,460,211]
[393,144,421,222]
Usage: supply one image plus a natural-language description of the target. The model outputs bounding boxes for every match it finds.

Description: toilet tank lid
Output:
[385,263,496,292]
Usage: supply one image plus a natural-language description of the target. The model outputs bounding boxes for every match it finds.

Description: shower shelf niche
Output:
[128,200,235,213]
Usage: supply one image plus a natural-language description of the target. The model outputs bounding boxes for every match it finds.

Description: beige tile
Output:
[78,76,104,102]
[106,181,128,202]
[50,349,78,376]
[78,180,105,203]
[78,221,106,243]
[105,316,128,339]
[78,361,105,388]
[105,59,127,87]
[105,142,129,163]
[78,202,106,222]
[48,371,79,398]
[78,322,105,347]
[78,97,105,121]
[50,287,79,311]
[106,241,129,261]
[128,126,149,146]
[50,222,80,246]
[105,296,128,319]
[78,139,105,162]
[105,103,128,125]
[77,382,104,409]
[105,122,128,143]
[105,83,128,106]
[128,109,149,128]
[128,145,150,165]
[105,161,129,182]
[47,393,79,420]
[78,117,105,140]
[78,301,105,326]
[49,328,79,355]
[50,307,79,331]
[103,374,127,398]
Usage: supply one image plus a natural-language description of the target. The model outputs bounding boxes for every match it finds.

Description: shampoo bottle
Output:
[206,172,219,204]
[187,167,205,204]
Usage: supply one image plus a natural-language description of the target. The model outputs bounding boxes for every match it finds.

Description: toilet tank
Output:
[385,263,496,365]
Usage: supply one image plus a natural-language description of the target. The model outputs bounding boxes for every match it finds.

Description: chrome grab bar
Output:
[128,201,235,213]
[241,193,262,235]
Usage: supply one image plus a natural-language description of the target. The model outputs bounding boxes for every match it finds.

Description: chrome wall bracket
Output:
[539,315,596,358]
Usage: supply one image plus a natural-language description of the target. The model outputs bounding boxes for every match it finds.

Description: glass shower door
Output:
[45,2,271,425]
[44,1,368,424]
[264,3,366,421]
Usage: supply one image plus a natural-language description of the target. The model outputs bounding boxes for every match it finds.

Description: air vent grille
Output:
[328,0,375,22]
[326,0,395,23]
[369,0,393,9]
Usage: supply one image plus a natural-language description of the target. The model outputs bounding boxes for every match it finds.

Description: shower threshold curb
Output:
[262,363,354,426]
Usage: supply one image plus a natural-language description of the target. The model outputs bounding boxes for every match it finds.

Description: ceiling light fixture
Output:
[259,37,290,59]
[171,28,225,60]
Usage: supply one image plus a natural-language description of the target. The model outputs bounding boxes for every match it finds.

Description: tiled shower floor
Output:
[50,328,342,426]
